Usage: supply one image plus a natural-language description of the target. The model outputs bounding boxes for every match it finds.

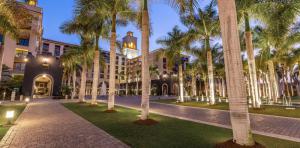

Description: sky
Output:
[39,0,210,52]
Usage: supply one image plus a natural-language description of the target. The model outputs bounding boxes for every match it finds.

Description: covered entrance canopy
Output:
[32,74,53,98]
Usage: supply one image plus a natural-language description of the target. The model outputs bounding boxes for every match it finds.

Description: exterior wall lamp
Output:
[42,57,50,67]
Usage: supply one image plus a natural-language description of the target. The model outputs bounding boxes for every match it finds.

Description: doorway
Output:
[32,74,53,98]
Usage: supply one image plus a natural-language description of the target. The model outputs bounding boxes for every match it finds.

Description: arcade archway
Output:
[162,83,168,96]
[32,74,53,98]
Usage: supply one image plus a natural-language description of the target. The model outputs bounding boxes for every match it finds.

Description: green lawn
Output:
[0,104,26,139]
[155,99,230,110]
[154,99,300,118]
[63,103,300,148]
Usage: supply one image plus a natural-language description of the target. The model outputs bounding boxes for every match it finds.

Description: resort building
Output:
[1,0,189,98]
[1,0,42,78]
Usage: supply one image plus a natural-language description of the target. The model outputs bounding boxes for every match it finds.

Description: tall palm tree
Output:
[74,0,111,105]
[181,0,220,104]
[252,1,300,103]
[157,26,188,102]
[217,0,254,146]
[0,0,32,81]
[60,18,95,102]
[104,0,136,110]
[138,0,198,120]
[189,43,223,100]
[236,0,261,108]
[61,48,83,100]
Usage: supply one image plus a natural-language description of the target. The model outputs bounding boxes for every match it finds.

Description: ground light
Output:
[6,111,15,125]
[25,97,30,104]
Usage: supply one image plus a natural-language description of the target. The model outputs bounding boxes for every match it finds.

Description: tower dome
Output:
[27,0,37,6]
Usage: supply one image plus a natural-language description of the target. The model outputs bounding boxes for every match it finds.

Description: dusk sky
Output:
[39,0,210,52]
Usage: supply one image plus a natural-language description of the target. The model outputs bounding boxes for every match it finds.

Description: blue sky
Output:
[39,0,210,52]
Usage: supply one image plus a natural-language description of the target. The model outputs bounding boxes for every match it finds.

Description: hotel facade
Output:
[0,0,190,98]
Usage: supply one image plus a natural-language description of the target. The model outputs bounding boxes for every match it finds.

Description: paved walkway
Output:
[0,99,128,148]
[98,96,300,143]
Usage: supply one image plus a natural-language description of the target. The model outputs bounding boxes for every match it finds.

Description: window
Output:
[163,64,167,69]
[63,45,69,53]
[0,34,3,44]
[17,38,30,46]
[15,49,28,58]
[54,45,61,56]
[42,43,49,53]
[13,62,26,71]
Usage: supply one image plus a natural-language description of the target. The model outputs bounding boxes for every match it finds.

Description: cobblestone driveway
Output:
[0,99,129,148]
[98,96,300,143]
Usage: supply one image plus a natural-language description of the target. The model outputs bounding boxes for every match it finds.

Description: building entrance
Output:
[32,74,53,98]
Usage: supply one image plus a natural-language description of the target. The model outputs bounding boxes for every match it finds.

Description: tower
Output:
[26,0,37,6]
[122,31,138,59]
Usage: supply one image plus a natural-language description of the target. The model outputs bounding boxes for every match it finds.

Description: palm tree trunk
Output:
[0,45,4,81]
[140,0,150,120]
[126,79,128,95]
[192,73,197,97]
[288,71,294,97]
[207,49,215,104]
[67,74,71,87]
[218,78,222,97]
[179,64,184,102]
[204,78,208,97]
[91,49,100,104]
[267,61,279,102]
[136,77,139,95]
[108,14,117,110]
[71,70,76,100]
[79,60,87,102]
[265,73,272,103]
[296,81,300,96]
[217,0,254,146]
[244,14,260,108]
[222,78,226,97]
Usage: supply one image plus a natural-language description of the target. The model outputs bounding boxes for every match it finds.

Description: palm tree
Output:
[60,18,95,102]
[189,43,223,100]
[104,0,136,110]
[181,0,220,104]
[149,65,159,95]
[0,0,32,81]
[217,0,254,146]
[135,69,141,96]
[236,0,262,108]
[74,0,111,105]
[138,0,198,120]
[61,48,83,100]
[186,63,198,97]
[157,26,188,102]
[252,1,300,103]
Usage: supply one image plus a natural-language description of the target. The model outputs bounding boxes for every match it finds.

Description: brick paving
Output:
[98,96,300,143]
[0,99,129,148]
